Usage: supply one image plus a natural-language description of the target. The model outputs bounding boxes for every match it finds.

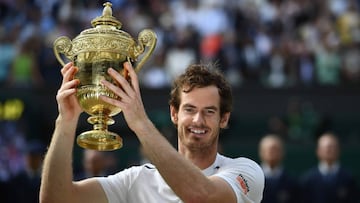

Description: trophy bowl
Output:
[53,2,157,151]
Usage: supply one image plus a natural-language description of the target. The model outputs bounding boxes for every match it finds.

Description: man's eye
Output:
[184,108,194,113]
[206,110,216,115]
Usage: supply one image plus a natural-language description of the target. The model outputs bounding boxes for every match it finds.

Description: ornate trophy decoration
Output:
[53,2,157,151]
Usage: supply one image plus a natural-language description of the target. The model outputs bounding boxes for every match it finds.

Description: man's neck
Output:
[179,145,218,170]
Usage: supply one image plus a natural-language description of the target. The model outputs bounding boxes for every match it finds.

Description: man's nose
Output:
[193,112,205,124]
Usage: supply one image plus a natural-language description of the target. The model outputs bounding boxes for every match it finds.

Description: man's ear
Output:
[170,105,178,124]
[220,112,231,129]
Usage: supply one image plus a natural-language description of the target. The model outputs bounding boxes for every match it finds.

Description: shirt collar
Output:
[318,161,340,176]
[261,163,283,178]
[202,153,221,176]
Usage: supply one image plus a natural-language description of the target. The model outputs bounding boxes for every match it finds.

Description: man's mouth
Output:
[189,128,207,135]
[191,129,205,133]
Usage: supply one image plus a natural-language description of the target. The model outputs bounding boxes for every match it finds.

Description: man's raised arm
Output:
[40,63,107,203]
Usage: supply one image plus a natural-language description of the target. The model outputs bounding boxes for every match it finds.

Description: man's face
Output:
[260,138,283,168]
[317,135,339,165]
[83,150,106,176]
[170,86,230,152]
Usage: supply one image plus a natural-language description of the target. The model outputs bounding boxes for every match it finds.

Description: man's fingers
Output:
[61,63,78,85]
[99,95,121,107]
[58,79,79,96]
[56,88,77,100]
[61,62,73,76]
[101,79,128,101]
[124,62,139,93]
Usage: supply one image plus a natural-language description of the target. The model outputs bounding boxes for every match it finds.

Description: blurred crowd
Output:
[259,132,359,203]
[1,0,360,89]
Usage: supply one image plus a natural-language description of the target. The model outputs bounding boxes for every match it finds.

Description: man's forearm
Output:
[40,116,78,203]
[136,119,216,203]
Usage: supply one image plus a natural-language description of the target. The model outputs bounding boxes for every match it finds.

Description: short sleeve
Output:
[213,158,265,203]
[97,166,143,203]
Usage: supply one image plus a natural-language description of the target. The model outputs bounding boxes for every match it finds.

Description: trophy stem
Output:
[88,113,114,130]
[76,114,123,151]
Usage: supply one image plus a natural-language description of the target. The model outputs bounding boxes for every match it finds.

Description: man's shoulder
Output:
[302,166,320,177]
[126,163,158,173]
[217,154,263,176]
[215,154,265,203]
[219,154,261,168]
[99,163,160,186]
[300,166,321,183]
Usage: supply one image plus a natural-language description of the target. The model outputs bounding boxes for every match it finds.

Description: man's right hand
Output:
[56,62,83,121]
[41,62,108,203]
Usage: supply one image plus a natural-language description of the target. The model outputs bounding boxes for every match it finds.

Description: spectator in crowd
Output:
[7,36,44,88]
[300,132,358,203]
[259,134,300,203]
[74,149,117,181]
[7,140,46,203]
[0,31,17,86]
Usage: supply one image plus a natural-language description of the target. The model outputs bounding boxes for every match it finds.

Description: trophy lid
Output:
[91,2,122,29]
[53,1,157,68]
[70,2,135,60]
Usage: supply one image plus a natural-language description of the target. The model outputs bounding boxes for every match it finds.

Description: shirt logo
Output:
[236,174,249,195]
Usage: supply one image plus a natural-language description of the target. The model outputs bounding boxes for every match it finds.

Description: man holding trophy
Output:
[40,2,264,203]
[40,62,264,203]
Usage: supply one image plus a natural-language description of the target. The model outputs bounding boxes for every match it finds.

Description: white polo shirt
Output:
[97,153,264,203]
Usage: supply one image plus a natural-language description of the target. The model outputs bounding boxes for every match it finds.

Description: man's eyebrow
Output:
[204,106,218,111]
[182,103,196,108]
[182,103,218,111]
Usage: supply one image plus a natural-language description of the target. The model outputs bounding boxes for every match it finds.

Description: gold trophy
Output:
[53,2,157,151]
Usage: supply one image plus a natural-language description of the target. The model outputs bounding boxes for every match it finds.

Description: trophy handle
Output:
[134,29,157,72]
[53,36,73,67]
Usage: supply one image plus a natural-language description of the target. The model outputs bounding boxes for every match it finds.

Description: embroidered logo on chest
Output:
[236,174,250,195]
